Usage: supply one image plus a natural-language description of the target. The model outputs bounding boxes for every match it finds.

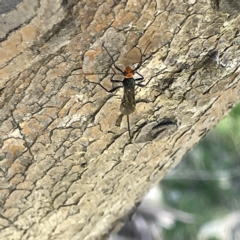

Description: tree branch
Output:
[0,0,240,239]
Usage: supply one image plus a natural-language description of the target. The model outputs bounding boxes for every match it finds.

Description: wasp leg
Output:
[90,81,123,93]
[135,75,156,87]
[134,71,144,81]
[109,67,123,84]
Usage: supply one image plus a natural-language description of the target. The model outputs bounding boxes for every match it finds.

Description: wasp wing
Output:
[120,84,136,115]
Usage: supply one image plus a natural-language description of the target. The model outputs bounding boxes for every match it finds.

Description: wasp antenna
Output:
[134,42,152,71]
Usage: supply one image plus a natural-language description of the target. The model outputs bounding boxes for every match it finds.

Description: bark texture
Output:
[0,0,240,239]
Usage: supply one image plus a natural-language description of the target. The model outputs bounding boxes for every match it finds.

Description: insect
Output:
[87,42,153,141]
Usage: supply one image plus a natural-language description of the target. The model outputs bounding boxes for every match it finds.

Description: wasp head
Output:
[124,66,134,78]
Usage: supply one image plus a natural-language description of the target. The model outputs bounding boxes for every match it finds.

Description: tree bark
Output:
[0,0,240,239]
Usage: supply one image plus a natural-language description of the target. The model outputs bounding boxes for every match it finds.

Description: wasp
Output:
[88,42,153,140]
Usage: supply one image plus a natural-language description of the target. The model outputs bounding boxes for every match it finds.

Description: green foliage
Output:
[161,102,240,240]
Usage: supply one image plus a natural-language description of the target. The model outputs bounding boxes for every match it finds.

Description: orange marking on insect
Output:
[124,66,134,78]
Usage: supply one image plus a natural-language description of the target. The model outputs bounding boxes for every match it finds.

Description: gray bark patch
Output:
[0,0,22,14]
